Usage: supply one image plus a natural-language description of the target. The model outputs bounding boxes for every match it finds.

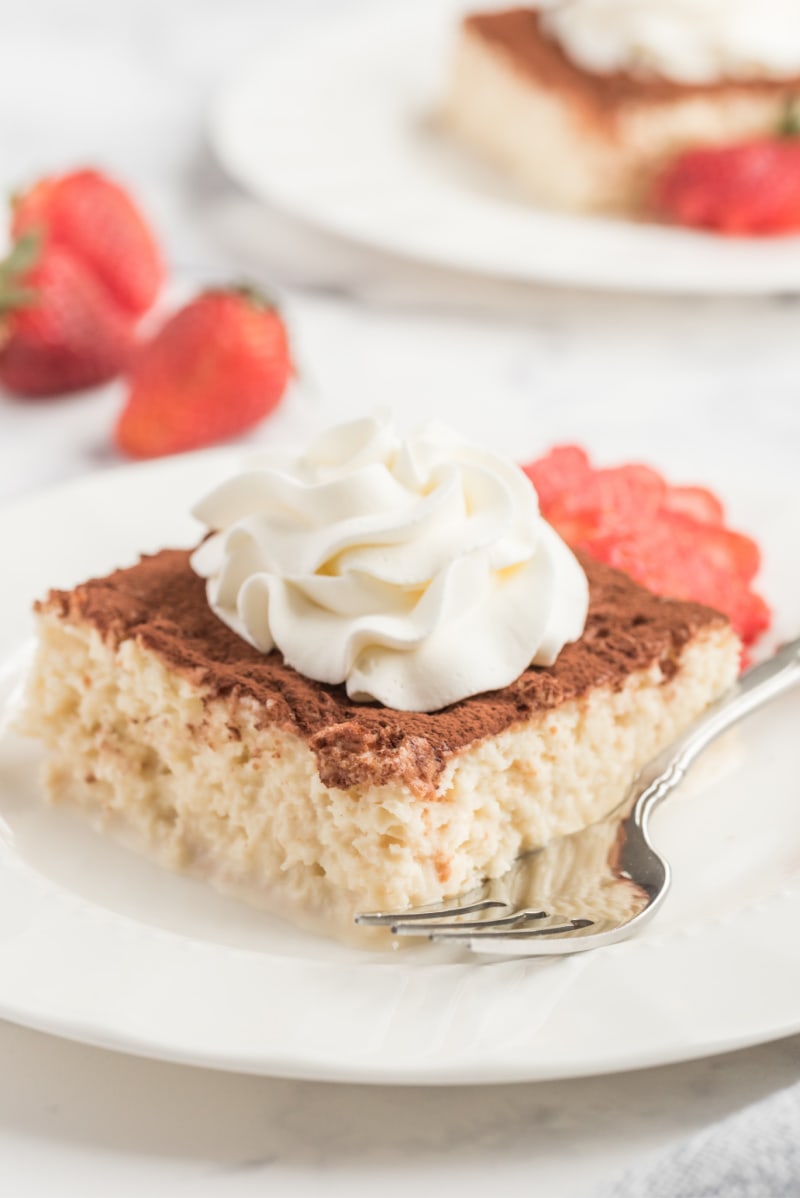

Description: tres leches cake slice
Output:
[20,417,740,940]
[445,3,800,213]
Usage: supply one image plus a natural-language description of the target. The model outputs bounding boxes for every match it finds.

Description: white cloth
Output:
[595,1079,800,1198]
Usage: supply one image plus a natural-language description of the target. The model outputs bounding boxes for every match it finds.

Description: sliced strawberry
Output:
[543,463,666,545]
[663,485,725,525]
[522,445,590,510]
[523,444,771,650]
[680,517,760,584]
[601,511,758,589]
[577,463,665,526]
[585,513,765,643]
[725,589,772,647]
[541,505,604,551]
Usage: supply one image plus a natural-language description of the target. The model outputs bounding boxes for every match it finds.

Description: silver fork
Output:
[355,636,800,957]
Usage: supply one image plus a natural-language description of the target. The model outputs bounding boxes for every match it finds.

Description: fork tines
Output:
[354,897,507,928]
[428,918,594,942]
[390,909,551,936]
[355,897,594,941]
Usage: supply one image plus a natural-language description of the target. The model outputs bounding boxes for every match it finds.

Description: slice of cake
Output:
[445,7,800,213]
[20,548,738,939]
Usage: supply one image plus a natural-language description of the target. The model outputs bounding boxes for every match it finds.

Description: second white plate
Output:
[211,1,800,294]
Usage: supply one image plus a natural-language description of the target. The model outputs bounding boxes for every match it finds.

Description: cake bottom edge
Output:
[18,612,740,946]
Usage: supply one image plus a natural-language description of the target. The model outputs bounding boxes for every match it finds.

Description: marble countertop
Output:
[1,1,798,1195]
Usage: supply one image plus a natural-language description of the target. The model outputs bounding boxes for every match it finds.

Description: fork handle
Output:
[634,636,800,827]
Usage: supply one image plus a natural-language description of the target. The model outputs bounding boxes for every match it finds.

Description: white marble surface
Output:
[1,1,799,1195]
[2,1021,800,1198]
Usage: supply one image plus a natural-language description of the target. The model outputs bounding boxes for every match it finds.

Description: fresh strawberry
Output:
[12,168,163,316]
[655,139,800,236]
[115,287,292,458]
[0,235,135,397]
[521,445,771,649]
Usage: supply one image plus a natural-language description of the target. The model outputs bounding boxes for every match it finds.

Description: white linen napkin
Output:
[594,1078,800,1198]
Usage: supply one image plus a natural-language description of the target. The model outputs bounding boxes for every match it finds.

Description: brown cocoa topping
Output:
[41,548,727,793]
[466,8,800,119]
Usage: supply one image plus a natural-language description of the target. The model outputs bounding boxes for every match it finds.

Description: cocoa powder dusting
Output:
[466,8,800,119]
[40,548,727,793]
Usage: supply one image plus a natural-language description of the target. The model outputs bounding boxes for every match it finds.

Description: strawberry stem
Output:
[0,230,41,312]
[229,283,277,312]
[0,230,41,278]
[0,286,37,310]
[778,96,800,138]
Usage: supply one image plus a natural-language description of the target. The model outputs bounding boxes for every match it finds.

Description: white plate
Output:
[0,440,798,1085]
[210,2,800,295]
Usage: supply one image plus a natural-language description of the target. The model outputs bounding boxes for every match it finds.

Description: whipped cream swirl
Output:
[191,415,588,713]
[543,0,800,85]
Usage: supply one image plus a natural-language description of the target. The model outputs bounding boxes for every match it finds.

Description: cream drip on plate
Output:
[542,0,800,85]
[191,414,588,713]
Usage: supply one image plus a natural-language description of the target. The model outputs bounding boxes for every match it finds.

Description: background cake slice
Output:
[445,8,800,213]
[19,548,739,940]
